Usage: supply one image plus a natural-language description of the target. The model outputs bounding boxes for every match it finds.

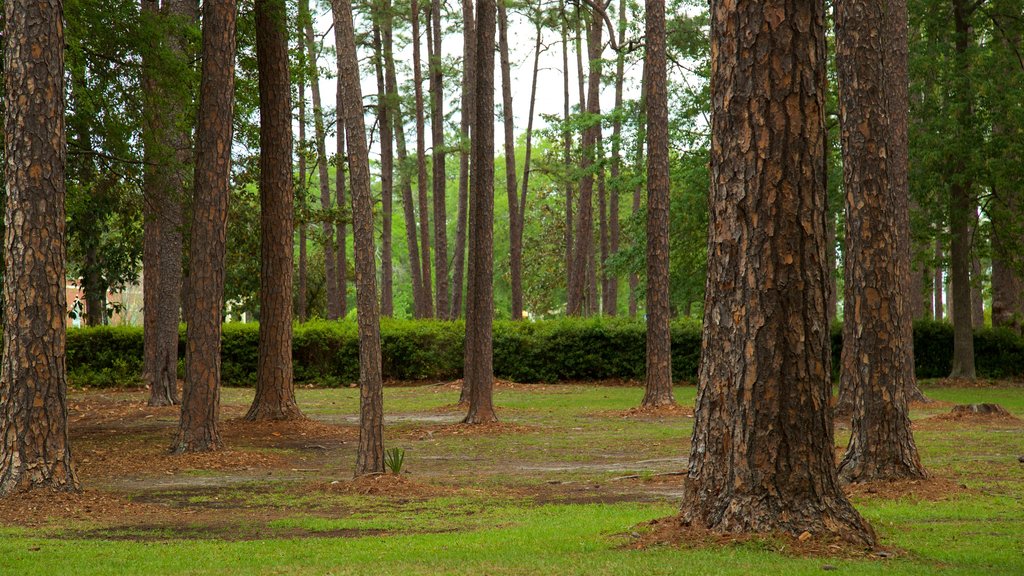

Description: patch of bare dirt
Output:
[396,421,537,440]
[843,476,971,502]
[915,405,1022,428]
[220,417,358,448]
[591,404,695,419]
[627,516,894,560]
[0,489,182,528]
[308,474,460,498]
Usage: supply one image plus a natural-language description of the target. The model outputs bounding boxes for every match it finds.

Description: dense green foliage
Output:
[65,319,1024,387]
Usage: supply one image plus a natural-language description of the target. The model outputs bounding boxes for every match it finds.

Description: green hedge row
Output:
[65,318,1023,387]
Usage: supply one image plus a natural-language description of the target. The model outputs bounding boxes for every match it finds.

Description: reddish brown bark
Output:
[834,0,925,482]
[428,0,449,320]
[174,0,236,454]
[334,0,385,475]
[246,0,302,422]
[0,0,80,495]
[681,0,875,545]
[497,0,522,320]
[373,18,395,318]
[463,0,497,425]
[451,0,475,321]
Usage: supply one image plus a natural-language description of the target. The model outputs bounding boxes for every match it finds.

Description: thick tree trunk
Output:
[428,1,449,319]
[383,8,427,318]
[498,0,522,320]
[0,0,80,494]
[411,0,434,318]
[834,0,925,482]
[373,20,395,318]
[334,0,385,475]
[175,0,236,453]
[681,0,875,545]
[463,0,497,425]
[247,0,302,422]
[641,0,673,408]
[451,0,475,321]
[300,0,340,320]
[949,0,976,379]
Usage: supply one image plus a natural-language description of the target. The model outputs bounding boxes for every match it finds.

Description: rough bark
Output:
[497,0,522,320]
[246,0,302,422]
[451,0,475,321]
[680,0,875,545]
[411,0,434,317]
[0,0,80,495]
[463,0,497,425]
[300,0,340,320]
[174,0,236,453]
[428,0,449,319]
[383,7,427,318]
[373,19,395,317]
[834,0,926,482]
[948,0,976,380]
[334,0,385,475]
[641,0,673,408]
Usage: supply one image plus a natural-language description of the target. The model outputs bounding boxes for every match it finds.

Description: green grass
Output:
[1,382,1022,575]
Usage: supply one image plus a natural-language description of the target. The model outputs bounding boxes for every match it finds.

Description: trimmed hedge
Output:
[64,318,1023,387]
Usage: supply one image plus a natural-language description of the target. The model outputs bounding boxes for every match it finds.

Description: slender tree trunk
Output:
[246,0,302,421]
[300,0,340,320]
[0,0,80,494]
[834,0,925,482]
[84,245,106,326]
[334,0,385,475]
[949,0,976,379]
[518,7,543,308]
[174,0,236,454]
[427,0,449,319]
[297,76,309,322]
[411,0,434,317]
[383,7,427,318]
[607,0,627,318]
[583,14,600,315]
[452,0,475,321]
[629,61,648,319]
[373,18,395,317]
[641,0,673,409]
[336,112,348,318]
[971,250,984,327]
[464,0,497,424]
[680,0,875,545]
[561,0,574,312]
[934,238,944,320]
[497,0,522,320]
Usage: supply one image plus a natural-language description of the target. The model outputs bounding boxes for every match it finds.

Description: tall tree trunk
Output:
[934,238,944,320]
[300,0,340,320]
[680,0,875,545]
[584,14,600,315]
[334,0,385,475]
[246,0,302,421]
[607,0,627,318]
[629,60,648,319]
[641,0,673,408]
[451,0,476,321]
[373,18,395,317]
[383,7,427,319]
[84,244,106,326]
[568,10,599,317]
[174,0,236,454]
[518,6,543,312]
[411,0,434,317]
[561,0,574,312]
[297,75,309,322]
[497,0,522,320]
[428,0,449,319]
[463,0,497,425]
[0,0,80,494]
[949,0,976,379]
[971,250,984,327]
[834,0,925,482]
[336,114,348,317]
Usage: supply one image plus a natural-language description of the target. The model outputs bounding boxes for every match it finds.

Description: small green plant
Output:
[384,447,405,474]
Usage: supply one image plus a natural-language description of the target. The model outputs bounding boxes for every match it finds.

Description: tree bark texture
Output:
[680,0,875,545]
[451,0,476,321]
[464,0,497,424]
[175,0,236,453]
[630,60,648,319]
[334,0,385,475]
[297,75,309,322]
[834,0,925,482]
[606,0,627,318]
[373,20,395,317]
[561,0,574,312]
[300,0,340,320]
[0,0,80,495]
[247,0,302,422]
[428,0,449,319]
[641,0,673,408]
[498,0,522,320]
[336,111,348,318]
[411,0,434,318]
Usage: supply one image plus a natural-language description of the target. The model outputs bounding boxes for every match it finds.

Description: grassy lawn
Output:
[0,380,1021,575]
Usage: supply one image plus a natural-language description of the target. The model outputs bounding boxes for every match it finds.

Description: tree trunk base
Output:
[0,461,80,497]
[905,383,930,404]
[640,391,677,409]
[170,430,222,454]
[462,406,497,424]
[680,485,877,546]
[243,405,305,421]
[838,455,927,484]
